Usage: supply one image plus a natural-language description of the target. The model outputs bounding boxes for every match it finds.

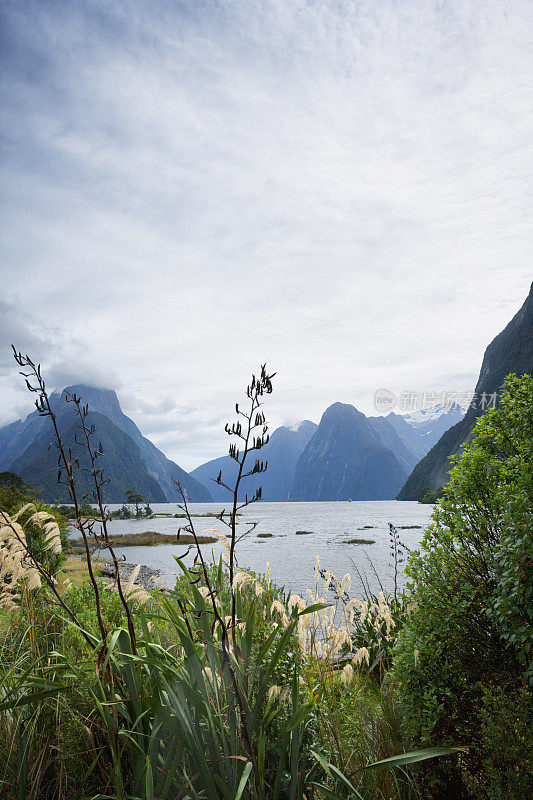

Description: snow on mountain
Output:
[403,402,464,428]
[399,402,465,452]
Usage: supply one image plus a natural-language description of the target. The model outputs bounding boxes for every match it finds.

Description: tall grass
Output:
[0,353,459,799]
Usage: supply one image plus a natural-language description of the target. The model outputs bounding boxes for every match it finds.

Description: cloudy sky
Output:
[1,0,532,469]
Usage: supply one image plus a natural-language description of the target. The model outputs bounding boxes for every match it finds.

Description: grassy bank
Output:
[58,553,106,586]
[70,530,218,548]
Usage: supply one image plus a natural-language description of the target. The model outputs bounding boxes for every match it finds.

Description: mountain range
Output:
[191,402,463,502]
[0,382,465,505]
[398,282,533,499]
[0,386,211,503]
[6,280,529,506]
[190,420,318,502]
[292,403,407,500]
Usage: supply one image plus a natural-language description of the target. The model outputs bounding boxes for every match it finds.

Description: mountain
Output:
[384,412,429,463]
[11,410,166,504]
[0,411,56,473]
[55,386,211,502]
[367,415,422,474]
[398,283,533,500]
[367,403,464,476]
[190,401,464,504]
[401,402,465,450]
[0,385,211,503]
[292,403,408,501]
[191,420,317,501]
[369,403,464,473]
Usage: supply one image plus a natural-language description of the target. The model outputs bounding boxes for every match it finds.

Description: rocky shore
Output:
[99,560,162,592]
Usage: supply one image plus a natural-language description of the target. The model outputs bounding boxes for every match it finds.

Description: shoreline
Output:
[99,559,162,592]
[61,552,162,592]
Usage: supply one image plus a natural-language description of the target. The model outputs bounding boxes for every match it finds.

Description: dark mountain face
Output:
[0,419,25,472]
[398,283,533,500]
[292,403,408,501]
[12,409,166,503]
[0,387,126,474]
[367,416,421,473]
[0,410,54,472]
[59,386,211,502]
[191,420,317,501]
[385,413,429,462]
[383,403,465,465]
[0,385,211,503]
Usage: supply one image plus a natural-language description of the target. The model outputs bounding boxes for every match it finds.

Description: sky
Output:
[1,0,532,470]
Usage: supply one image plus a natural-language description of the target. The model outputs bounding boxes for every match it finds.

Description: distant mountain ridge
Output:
[190,420,317,501]
[11,409,167,504]
[367,415,422,474]
[57,385,210,502]
[191,403,464,502]
[398,283,533,500]
[400,402,465,446]
[0,385,211,503]
[292,403,408,500]
[1,372,471,505]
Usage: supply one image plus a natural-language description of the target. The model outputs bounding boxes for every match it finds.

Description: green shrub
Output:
[418,487,443,504]
[393,373,533,797]
[0,472,35,515]
[476,683,532,800]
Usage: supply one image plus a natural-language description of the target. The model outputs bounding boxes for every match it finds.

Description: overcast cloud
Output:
[1,0,532,469]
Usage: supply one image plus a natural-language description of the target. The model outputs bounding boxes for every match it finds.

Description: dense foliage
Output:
[0,472,36,515]
[1,552,433,800]
[393,374,533,798]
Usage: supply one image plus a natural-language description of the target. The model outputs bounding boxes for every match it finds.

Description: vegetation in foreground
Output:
[0,355,531,799]
[394,373,533,799]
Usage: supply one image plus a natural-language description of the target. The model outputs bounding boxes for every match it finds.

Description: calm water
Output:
[88,501,434,596]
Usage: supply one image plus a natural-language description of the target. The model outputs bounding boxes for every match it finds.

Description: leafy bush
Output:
[476,682,532,800]
[418,488,443,505]
[393,373,533,797]
[57,501,100,518]
[0,472,35,515]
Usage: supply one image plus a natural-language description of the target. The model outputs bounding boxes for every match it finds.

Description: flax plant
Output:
[0,354,459,800]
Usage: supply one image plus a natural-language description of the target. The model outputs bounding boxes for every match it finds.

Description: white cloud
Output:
[0,297,118,424]
[1,0,532,469]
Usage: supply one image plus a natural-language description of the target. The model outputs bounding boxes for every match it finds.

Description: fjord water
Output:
[103,501,434,596]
